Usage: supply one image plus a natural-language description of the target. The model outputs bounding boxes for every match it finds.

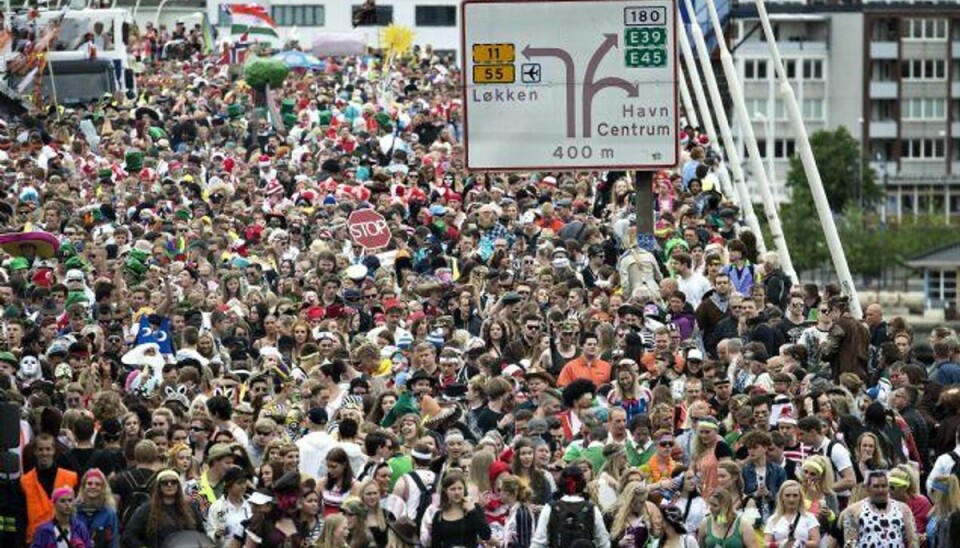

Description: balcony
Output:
[953,41,960,58]
[870,81,898,98]
[953,122,960,137]
[953,82,960,97]
[870,41,899,59]
[869,121,898,139]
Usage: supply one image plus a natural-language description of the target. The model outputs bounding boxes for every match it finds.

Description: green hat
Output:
[124,258,147,278]
[59,241,76,258]
[227,104,244,119]
[147,126,167,140]
[282,113,297,128]
[175,207,191,220]
[280,98,295,115]
[379,391,419,428]
[64,290,89,310]
[128,249,149,264]
[2,306,19,320]
[125,150,144,172]
[318,110,332,126]
[0,351,16,366]
[8,257,29,271]
[98,168,113,181]
[374,112,392,129]
[63,256,86,271]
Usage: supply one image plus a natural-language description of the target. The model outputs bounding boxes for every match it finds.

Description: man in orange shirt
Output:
[557,333,611,387]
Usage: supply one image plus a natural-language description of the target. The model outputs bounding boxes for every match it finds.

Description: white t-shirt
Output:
[763,512,819,546]
[818,438,853,496]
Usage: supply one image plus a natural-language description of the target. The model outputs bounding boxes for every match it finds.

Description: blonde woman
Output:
[167,443,199,482]
[610,481,663,547]
[467,450,495,502]
[595,443,629,512]
[926,475,960,548]
[716,460,745,512]
[762,480,820,548]
[797,456,837,529]
[851,432,887,486]
[321,513,349,548]
[498,474,536,548]
[888,464,931,538]
[75,468,120,548]
[698,488,756,548]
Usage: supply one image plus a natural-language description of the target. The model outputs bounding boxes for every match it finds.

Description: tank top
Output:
[704,516,745,548]
[857,502,906,546]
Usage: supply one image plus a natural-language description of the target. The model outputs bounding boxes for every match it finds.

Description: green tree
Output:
[780,183,830,272]
[786,126,880,213]
[243,58,290,91]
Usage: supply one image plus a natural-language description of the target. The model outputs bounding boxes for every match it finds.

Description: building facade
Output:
[731,0,960,214]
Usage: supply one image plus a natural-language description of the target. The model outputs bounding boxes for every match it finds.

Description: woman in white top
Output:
[205,466,251,547]
[763,480,820,548]
[671,468,708,536]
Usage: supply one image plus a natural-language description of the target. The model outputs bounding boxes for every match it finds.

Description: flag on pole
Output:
[229,4,280,43]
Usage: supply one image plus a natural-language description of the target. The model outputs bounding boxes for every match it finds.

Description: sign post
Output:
[347,209,392,251]
[461,0,678,171]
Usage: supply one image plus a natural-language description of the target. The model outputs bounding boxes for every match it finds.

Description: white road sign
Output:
[461,0,678,171]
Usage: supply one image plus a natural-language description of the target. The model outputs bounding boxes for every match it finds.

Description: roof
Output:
[905,242,960,269]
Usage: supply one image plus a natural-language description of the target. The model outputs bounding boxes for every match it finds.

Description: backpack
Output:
[548,499,595,548]
[119,471,153,528]
[406,470,435,524]
[945,451,960,483]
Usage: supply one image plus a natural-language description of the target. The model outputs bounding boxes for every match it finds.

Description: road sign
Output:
[461,0,678,171]
[347,208,392,250]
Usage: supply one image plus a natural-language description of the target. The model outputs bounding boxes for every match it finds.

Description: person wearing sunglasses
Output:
[121,468,205,548]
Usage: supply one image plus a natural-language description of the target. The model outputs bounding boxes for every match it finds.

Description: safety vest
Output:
[21,466,78,542]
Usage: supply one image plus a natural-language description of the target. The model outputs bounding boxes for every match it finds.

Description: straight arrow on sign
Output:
[582,34,640,137]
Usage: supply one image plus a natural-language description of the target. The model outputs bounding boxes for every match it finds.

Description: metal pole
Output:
[754,0,862,318]
[677,7,735,201]
[678,69,699,128]
[703,0,796,284]
[635,172,654,234]
[680,0,766,254]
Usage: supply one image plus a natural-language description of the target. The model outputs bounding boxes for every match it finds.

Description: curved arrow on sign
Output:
[582,34,640,138]
[522,44,576,138]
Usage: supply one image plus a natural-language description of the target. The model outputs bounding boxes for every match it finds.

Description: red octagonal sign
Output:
[347,208,391,250]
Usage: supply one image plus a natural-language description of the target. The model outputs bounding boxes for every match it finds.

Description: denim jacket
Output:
[742,460,787,519]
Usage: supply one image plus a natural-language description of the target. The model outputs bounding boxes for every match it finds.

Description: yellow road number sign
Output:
[473,64,516,84]
[472,43,516,64]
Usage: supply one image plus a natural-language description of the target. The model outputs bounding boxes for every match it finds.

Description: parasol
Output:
[272,50,325,70]
[0,230,60,259]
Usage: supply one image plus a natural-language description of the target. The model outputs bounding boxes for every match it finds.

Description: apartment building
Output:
[730,0,960,214]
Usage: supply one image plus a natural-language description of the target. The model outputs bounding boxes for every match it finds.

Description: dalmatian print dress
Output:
[856,502,907,547]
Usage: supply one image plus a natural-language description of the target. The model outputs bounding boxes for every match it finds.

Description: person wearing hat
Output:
[29,485,93,548]
[205,465,251,544]
[184,443,236,513]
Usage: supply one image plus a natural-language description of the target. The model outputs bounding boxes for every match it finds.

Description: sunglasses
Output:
[190,426,206,432]
[159,479,179,487]
[659,441,673,447]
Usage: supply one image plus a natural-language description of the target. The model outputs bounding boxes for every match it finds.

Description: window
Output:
[802,59,823,80]
[352,4,393,26]
[802,99,824,120]
[271,5,325,27]
[784,59,797,80]
[774,99,787,121]
[415,5,456,27]
[774,139,796,159]
[745,99,768,118]
[900,138,945,159]
[744,59,768,80]
[902,59,946,80]
[906,18,947,41]
[902,98,946,120]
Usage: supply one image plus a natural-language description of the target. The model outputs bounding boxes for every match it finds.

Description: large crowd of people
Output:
[0,14,957,548]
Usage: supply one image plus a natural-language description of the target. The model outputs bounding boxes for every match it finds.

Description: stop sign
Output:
[347,208,392,250]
